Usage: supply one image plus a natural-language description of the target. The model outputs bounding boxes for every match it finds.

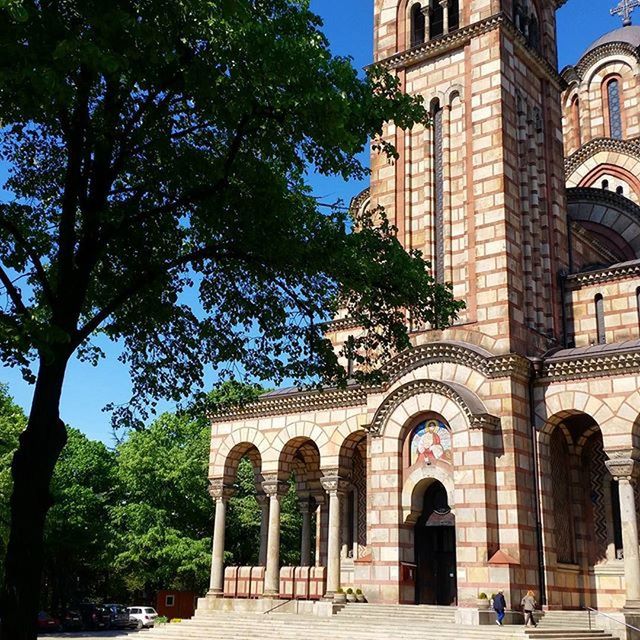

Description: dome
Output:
[583,24,640,56]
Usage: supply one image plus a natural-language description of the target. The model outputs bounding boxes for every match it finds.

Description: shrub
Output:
[355,589,362,595]
[478,593,488,599]
[346,588,354,594]
[155,616,169,625]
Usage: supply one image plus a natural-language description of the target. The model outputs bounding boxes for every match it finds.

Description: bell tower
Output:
[371,0,569,355]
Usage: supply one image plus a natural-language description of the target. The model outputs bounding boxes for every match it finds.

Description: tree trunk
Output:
[0,357,69,640]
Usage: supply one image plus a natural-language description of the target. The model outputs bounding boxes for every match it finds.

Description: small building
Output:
[156,590,197,620]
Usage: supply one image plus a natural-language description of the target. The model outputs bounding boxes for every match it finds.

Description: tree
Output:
[42,428,115,611]
[0,0,463,636]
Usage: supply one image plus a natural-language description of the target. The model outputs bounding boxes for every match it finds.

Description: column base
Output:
[624,600,640,611]
[263,589,279,597]
[207,589,224,598]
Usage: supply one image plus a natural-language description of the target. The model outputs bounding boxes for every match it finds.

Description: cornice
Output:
[322,316,363,333]
[565,137,640,177]
[540,347,640,382]
[209,386,368,422]
[374,13,563,90]
[565,260,640,288]
[562,42,640,84]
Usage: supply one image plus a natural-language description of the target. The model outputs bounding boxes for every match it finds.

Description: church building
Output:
[202,0,640,630]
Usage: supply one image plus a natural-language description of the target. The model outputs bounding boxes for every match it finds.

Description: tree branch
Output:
[0,213,55,309]
[0,264,29,319]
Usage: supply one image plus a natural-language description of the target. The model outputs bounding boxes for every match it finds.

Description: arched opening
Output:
[604,76,623,140]
[571,94,581,149]
[278,437,323,567]
[595,293,605,345]
[222,443,264,566]
[429,0,444,38]
[410,3,425,47]
[514,0,542,52]
[414,480,457,605]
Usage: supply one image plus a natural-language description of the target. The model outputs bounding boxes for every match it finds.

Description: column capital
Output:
[255,492,269,507]
[262,476,288,497]
[320,474,351,496]
[298,495,314,514]
[606,456,640,481]
[439,0,450,7]
[420,5,431,16]
[208,479,235,501]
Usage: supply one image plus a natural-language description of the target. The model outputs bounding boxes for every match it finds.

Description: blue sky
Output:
[0,0,628,443]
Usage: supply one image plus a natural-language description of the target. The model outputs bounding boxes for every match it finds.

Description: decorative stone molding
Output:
[369,379,501,437]
[320,475,351,496]
[382,341,532,383]
[321,316,363,333]
[562,42,640,85]
[565,259,640,288]
[210,386,368,422]
[565,138,640,177]
[567,186,640,219]
[348,187,370,216]
[208,479,236,501]
[374,13,563,90]
[541,347,640,381]
[605,457,639,481]
[261,476,289,497]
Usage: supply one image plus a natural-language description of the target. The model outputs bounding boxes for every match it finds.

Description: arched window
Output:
[410,418,452,466]
[605,77,623,140]
[595,293,605,344]
[410,3,426,47]
[571,95,581,148]
[429,0,444,38]
[514,0,541,52]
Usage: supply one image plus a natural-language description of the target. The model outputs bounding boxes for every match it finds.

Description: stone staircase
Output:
[536,611,605,630]
[147,604,622,640]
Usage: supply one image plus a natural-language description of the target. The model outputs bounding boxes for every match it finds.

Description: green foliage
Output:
[0,0,461,430]
[0,385,26,577]
[478,592,488,599]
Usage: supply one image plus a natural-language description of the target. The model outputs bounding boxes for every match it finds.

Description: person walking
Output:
[521,590,538,627]
[493,590,507,626]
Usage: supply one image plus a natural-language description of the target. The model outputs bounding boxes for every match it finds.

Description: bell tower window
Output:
[410,3,426,47]
[514,0,542,53]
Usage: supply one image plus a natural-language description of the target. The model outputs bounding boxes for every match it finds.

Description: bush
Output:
[478,593,488,599]
[155,616,168,625]
[346,588,354,594]
[355,589,362,595]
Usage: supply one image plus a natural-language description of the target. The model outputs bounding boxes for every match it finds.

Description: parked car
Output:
[104,603,132,629]
[78,603,110,630]
[37,611,62,633]
[57,609,83,631]
[127,606,158,629]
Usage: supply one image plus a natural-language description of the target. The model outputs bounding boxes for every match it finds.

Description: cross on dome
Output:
[611,0,640,26]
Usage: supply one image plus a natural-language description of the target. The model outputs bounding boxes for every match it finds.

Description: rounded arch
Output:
[584,56,636,90]
[373,379,499,439]
[566,187,640,260]
[212,428,270,480]
[219,441,263,487]
[277,436,321,482]
[402,468,455,524]
[446,84,464,106]
[338,429,368,478]
[267,420,330,476]
[536,392,613,428]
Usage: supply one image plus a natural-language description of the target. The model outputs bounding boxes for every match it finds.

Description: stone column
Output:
[208,480,235,597]
[300,497,313,567]
[321,475,348,598]
[440,0,450,35]
[256,493,269,567]
[421,6,431,41]
[340,486,351,559]
[262,477,286,597]
[606,458,640,608]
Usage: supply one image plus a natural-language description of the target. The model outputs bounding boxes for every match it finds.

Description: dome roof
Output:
[584,25,640,56]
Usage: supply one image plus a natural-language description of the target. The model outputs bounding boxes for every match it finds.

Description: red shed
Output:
[155,590,198,620]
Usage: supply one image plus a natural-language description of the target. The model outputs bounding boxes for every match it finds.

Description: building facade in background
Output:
[204,0,640,622]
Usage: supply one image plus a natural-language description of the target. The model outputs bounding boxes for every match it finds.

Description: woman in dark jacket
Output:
[493,590,507,626]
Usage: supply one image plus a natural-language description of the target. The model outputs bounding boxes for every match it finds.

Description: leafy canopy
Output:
[0,0,462,426]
